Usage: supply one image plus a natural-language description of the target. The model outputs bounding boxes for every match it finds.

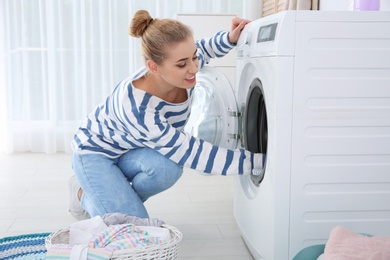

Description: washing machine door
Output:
[185,66,239,150]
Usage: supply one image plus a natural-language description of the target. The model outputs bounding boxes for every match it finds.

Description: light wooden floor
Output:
[0,153,254,259]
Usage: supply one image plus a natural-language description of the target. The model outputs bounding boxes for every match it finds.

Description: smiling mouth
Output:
[185,76,196,84]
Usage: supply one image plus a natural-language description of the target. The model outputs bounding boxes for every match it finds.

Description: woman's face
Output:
[156,36,199,90]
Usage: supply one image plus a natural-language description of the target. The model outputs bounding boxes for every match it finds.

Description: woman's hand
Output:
[228,16,251,44]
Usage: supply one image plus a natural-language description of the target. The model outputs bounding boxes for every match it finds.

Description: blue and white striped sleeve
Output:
[111,86,259,175]
[196,31,235,69]
[126,108,261,176]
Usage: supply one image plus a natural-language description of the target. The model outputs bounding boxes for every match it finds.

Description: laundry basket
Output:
[292,232,375,260]
[292,244,325,260]
[45,224,182,260]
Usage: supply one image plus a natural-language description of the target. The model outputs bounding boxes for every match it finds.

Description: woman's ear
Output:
[146,60,159,75]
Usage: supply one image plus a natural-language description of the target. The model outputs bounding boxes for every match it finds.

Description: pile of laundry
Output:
[46,213,170,260]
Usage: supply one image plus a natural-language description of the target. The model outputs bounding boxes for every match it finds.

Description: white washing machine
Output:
[235,11,390,259]
[187,10,390,260]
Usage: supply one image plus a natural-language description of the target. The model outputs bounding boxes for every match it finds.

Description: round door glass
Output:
[185,81,222,145]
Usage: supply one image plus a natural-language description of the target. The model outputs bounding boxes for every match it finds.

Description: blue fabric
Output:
[0,233,50,260]
[72,148,183,218]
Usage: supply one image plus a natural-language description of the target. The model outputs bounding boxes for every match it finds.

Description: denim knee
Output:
[118,148,183,201]
[156,162,183,188]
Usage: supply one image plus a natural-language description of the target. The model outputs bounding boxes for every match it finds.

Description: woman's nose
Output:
[189,60,199,74]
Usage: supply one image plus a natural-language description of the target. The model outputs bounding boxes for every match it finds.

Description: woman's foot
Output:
[68,175,90,220]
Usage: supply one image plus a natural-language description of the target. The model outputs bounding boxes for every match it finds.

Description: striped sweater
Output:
[72,31,264,175]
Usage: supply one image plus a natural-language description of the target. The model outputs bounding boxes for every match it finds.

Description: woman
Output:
[69,10,265,220]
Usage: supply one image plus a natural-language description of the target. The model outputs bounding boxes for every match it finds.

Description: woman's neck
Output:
[133,73,187,104]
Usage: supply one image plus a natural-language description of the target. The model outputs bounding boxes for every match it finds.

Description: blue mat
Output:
[0,233,50,260]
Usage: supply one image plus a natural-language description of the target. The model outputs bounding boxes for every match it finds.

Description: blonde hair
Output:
[129,10,193,65]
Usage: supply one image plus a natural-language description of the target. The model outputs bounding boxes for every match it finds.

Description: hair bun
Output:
[129,10,154,38]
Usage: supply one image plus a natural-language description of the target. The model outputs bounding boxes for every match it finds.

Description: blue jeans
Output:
[72,148,183,218]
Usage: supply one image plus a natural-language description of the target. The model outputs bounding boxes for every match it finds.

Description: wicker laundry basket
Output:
[45,224,182,260]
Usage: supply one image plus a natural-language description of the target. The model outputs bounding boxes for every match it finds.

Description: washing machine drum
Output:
[243,79,268,186]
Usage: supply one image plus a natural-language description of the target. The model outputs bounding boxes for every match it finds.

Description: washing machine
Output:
[234,11,390,259]
[187,10,390,260]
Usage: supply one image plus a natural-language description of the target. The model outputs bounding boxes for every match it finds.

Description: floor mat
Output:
[0,233,50,260]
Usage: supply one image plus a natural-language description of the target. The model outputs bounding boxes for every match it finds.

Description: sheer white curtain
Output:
[0,0,251,154]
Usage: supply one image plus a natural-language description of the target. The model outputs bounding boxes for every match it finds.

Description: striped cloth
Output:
[0,233,50,260]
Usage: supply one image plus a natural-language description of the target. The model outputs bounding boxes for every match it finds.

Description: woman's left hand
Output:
[228,17,251,44]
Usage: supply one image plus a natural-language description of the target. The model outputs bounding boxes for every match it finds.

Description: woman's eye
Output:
[177,63,186,68]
